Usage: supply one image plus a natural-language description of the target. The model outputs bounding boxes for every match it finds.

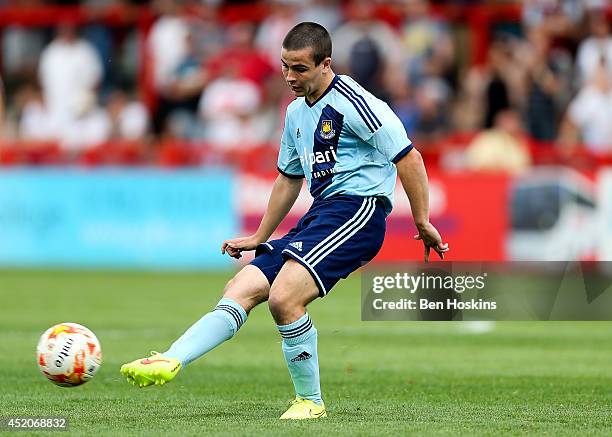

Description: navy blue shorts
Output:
[250,195,386,297]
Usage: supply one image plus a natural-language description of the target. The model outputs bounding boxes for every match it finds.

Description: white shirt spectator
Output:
[576,36,612,84]
[149,15,189,92]
[567,84,612,153]
[255,6,296,67]
[60,107,111,152]
[199,78,260,118]
[116,102,149,140]
[38,37,102,122]
[19,100,54,142]
[199,77,270,148]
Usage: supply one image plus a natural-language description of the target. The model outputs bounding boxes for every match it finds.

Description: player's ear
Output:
[321,57,332,73]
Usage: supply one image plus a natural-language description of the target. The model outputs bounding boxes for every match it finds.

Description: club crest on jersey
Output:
[320,120,335,139]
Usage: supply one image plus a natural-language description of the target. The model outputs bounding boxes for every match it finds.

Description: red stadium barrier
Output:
[0,141,64,165]
[77,141,147,167]
[156,141,203,168]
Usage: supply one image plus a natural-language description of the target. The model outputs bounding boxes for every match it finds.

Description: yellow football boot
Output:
[279,397,327,419]
[120,352,181,388]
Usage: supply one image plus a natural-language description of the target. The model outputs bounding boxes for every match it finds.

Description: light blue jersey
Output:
[277,74,413,215]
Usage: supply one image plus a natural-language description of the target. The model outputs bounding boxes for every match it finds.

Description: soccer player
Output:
[120,22,448,419]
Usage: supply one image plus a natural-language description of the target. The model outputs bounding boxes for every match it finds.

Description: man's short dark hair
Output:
[282,22,332,66]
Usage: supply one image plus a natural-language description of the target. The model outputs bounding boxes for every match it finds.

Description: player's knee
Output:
[223,282,266,313]
[222,276,241,295]
[267,288,283,311]
[222,270,269,313]
[267,291,288,321]
[268,285,301,323]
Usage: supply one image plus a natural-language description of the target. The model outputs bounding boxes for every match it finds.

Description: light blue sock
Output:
[277,313,323,405]
[163,297,247,366]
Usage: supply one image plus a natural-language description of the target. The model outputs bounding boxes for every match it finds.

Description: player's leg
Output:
[270,196,387,418]
[163,265,269,365]
[268,259,326,419]
[120,265,269,387]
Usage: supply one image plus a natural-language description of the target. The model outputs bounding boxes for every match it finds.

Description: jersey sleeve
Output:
[347,100,413,164]
[277,112,305,178]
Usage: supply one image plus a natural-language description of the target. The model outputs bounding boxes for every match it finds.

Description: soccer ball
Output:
[36,323,102,387]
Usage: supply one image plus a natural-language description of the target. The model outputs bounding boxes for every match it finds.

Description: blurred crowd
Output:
[0,0,611,172]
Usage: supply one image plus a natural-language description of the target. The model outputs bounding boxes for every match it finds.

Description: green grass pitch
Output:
[1,270,611,436]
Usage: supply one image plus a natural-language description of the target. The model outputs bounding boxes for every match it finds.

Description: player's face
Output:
[281,47,331,100]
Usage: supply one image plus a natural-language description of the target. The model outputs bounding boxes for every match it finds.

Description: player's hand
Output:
[221,235,263,259]
[414,222,449,262]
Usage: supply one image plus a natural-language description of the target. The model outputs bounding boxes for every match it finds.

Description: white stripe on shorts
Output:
[303,197,376,267]
[309,198,377,267]
[282,248,328,295]
[302,197,371,265]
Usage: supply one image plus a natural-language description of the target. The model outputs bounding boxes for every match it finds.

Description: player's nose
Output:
[285,71,296,83]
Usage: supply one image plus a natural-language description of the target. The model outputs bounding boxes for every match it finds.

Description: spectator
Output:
[149,0,224,135]
[455,35,525,132]
[560,60,612,154]
[522,0,584,37]
[81,0,116,96]
[17,84,111,153]
[199,66,273,150]
[158,30,209,131]
[389,70,452,145]
[59,91,111,153]
[575,9,612,86]
[38,23,103,126]
[333,0,402,100]
[399,0,456,90]
[148,0,190,95]
[412,77,451,145]
[520,26,570,142]
[2,23,45,85]
[465,109,532,174]
[255,0,298,67]
[452,67,485,132]
[207,22,274,87]
[188,5,225,65]
[0,0,47,88]
[483,38,514,129]
[15,83,53,142]
[106,89,150,141]
[387,70,419,135]
[297,0,342,34]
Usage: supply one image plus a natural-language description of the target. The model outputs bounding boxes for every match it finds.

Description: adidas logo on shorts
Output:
[288,241,303,251]
[290,351,312,362]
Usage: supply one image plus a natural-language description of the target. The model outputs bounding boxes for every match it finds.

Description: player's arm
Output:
[248,173,303,243]
[222,174,303,259]
[222,107,304,258]
[395,148,449,261]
